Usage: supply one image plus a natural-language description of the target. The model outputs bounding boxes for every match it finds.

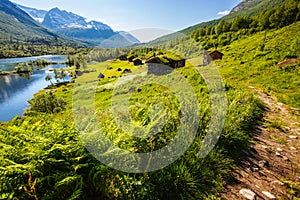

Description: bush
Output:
[28,92,66,114]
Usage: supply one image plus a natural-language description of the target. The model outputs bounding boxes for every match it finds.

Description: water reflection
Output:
[0,55,68,122]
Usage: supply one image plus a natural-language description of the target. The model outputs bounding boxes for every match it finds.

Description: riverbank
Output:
[0,62,68,76]
[0,55,70,122]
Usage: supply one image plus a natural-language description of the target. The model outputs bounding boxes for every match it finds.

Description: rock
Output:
[251,167,260,172]
[283,156,289,161]
[275,152,283,157]
[289,135,298,139]
[276,148,283,152]
[271,180,284,186]
[259,171,267,177]
[248,86,255,89]
[262,191,276,199]
[290,146,296,151]
[262,145,268,149]
[239,189,256,200]
[258,160,269,167]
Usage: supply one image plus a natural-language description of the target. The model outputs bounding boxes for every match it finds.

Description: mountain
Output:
[148,0,286,45]
[40,7,140,47]
[42,8,110,31]
[100,31,141,48]
[0,0,65,44]
[16,4,47,23]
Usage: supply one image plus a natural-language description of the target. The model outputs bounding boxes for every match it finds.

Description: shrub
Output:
[28,92,66,114]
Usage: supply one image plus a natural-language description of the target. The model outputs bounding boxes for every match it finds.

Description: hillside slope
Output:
[217,22,300,108]
[0,0,54,39]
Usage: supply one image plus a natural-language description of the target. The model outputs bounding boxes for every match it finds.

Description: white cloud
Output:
[217,10,230,15]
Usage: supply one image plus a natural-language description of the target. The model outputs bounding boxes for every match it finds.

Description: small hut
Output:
[123,68,132,73]
[118,55,128,61]
[145,57,164,65]
[145,56,186,68]
[209,50,224,60]
[145,55,186,75]
[98,73,105,79]
[127,55,137,62]
[202,50,224,66]
[133,58,143,66]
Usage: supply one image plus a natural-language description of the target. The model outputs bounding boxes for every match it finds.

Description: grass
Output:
[216,22,300,108]
[2,20,300,200]
[102,60,146,78]
[265,118,285,131]
[0,52,265,199]
[268,135,287,145]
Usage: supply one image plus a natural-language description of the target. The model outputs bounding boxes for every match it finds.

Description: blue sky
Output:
[11,0,241,41]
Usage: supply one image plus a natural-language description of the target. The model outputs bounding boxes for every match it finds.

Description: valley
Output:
[0,0,299,199]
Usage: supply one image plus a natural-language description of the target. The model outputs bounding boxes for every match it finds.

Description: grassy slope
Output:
[216,22,300,108]
[0,57,265,199]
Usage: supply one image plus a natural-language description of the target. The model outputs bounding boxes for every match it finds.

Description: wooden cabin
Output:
[98,73,105,78]
[127,55,137,62]
[145,57,186,68]
[145,56,186,75]
[118,55,128,61]
[202,50,224,66]
[133,58,143,66]
[123,68,132,73]
[209,50,224,60]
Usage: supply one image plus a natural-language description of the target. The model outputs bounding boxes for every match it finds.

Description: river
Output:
[0,55,69,122]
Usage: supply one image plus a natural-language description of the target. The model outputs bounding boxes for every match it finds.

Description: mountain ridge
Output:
[0,0,81,46]
[15,5,140,47]
[16,4,47,22]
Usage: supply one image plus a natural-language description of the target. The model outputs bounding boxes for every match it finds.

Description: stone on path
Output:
[239,189,256,200]
[271,180,284,186]
[276,148,283,152]
[290,146,296,151]
[289,135,298,139]
[262,191,276,199]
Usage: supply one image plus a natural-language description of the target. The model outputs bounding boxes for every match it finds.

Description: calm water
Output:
[0,55,68,122]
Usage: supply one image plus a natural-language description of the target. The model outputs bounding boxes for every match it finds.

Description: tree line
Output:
[191,0,300,49]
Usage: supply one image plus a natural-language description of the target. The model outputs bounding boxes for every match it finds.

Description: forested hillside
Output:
[191,0,300,49]
[148,0,288,45]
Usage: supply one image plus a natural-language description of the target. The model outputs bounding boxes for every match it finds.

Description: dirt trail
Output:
[223,88,300,200]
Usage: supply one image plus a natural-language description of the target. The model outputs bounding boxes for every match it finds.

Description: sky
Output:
[11,0,241,42]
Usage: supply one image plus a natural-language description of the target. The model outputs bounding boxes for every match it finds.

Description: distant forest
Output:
[191,0,300,49]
